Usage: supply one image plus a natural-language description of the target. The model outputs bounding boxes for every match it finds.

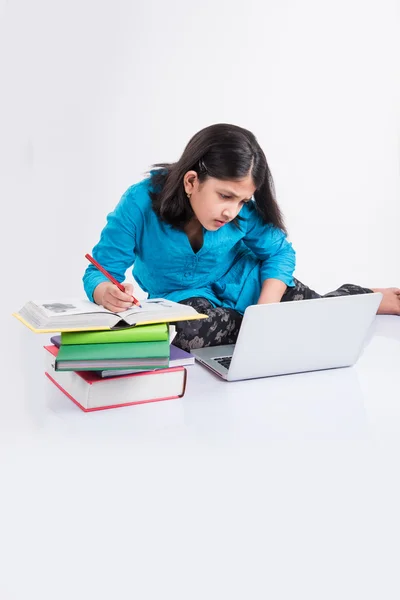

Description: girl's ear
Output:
[183,170,198,195]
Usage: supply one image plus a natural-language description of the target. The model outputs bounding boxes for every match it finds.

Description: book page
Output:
[119,299,196,319]
[118,299,201,326]
[31,298,115,317]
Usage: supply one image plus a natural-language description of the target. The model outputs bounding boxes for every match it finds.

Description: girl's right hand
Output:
[93,281,135,312]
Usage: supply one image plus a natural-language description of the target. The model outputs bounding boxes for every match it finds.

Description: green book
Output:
[55,340,170,372]
[60,323,169,345]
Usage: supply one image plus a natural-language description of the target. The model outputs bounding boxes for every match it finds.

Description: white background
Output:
[1,0,399,325]
[1,3,400,599]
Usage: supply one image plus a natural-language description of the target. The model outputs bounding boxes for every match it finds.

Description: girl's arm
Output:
[241,203,296,304]
[83,186,142,302]
[257,278,288,304]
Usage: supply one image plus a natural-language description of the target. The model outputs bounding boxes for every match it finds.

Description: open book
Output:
[13,298,207,333]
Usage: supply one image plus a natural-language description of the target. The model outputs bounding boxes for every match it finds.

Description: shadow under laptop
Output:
[182,365,371,444]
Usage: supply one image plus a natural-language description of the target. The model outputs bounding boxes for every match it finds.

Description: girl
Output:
[83,124,400,350]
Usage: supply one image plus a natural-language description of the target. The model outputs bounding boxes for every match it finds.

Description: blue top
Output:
[83,176,296,314]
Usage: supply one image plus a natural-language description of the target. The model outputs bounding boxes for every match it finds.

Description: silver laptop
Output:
[191,293,382,381]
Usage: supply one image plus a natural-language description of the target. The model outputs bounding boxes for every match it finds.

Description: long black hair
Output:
[149,123,287,234]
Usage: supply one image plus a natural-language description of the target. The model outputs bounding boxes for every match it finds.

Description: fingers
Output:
[121,282,141,307]
[94,280,139,312]
[103,284,135,312]
[124,283,134,296]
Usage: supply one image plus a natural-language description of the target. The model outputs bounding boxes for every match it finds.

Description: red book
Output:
[44,345,187,412]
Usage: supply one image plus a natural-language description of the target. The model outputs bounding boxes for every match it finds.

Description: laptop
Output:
[191,292,382,381]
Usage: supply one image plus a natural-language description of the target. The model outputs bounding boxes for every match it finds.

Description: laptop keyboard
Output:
[212,356,232,370]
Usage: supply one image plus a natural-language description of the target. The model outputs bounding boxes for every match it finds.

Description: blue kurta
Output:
[83,176,296,314]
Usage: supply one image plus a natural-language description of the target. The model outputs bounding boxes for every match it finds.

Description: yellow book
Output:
[13,298,207,333]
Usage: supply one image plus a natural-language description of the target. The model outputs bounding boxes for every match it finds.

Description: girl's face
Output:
[183,172,256,231]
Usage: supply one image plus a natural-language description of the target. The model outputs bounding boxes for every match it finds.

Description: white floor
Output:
[1,315,400,599]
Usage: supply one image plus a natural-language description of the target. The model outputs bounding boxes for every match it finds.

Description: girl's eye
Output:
[219,193,231,200]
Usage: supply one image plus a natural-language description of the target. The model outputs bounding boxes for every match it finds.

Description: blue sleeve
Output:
[82,186,143,302]
[241,203,296,287]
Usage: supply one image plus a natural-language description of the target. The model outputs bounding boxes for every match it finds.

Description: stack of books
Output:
[13,297,205,412]
[45,324,194,412]
[52,324,172,373]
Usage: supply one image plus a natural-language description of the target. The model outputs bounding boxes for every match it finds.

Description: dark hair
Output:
[149,123,287,234]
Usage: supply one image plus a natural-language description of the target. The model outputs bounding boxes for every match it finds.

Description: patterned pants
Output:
[173,278,373,351]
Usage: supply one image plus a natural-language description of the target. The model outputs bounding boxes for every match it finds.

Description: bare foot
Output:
[371,288,400,315]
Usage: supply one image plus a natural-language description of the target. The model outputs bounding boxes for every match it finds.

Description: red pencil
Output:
[85,253,142,308]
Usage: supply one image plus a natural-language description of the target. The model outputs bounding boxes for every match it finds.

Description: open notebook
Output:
[13,297,207,333]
